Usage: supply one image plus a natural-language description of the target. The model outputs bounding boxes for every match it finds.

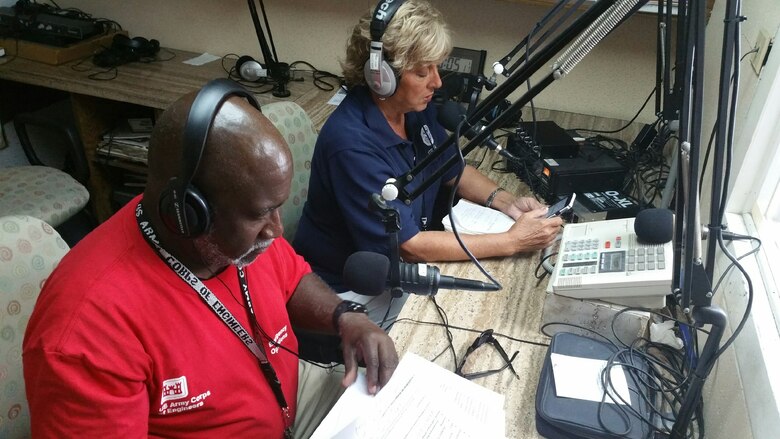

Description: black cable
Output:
[289,60,344,91]
[378,295,395,331]
[444,114,502,289]
[429,296,458,368]
[572,85,656,135]
[711,235,761,294]
[534,251,557,280]
[389,317,549,348]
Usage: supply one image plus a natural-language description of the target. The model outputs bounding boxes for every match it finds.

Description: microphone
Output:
[634,208,674,244]
[343,251,500,296]
[433,72,469,104]
[436,101,518,161]
[634,208,746,244]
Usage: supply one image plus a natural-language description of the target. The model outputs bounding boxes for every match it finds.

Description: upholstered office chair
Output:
[13,99,89,185]
[0,165,90,229]
[2,100,92,244]
[261,101,317,242]
[0,215,70,439]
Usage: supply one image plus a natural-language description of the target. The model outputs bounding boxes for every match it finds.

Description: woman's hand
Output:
[505,207,563,252]
[505,196,546,220]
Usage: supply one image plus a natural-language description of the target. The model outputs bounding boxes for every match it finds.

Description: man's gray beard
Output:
[194,234,274,269]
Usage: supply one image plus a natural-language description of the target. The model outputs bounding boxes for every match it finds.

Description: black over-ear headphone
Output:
[112,34,160,57]
[364,0,406,98]
[158,78,262,238]
[93,34,160,68]
[235,55,266,82]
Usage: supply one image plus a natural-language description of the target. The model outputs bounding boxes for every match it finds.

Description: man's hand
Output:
[337,314,398,395]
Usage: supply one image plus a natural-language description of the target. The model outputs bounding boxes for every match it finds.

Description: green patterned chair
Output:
[0,215,69,439]
[261,101,317,242]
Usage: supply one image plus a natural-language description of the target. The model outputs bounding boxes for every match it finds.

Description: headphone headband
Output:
[176,79,261,205]
[370,0,405,43]
[366,0,406,98]
[162,78,262,237]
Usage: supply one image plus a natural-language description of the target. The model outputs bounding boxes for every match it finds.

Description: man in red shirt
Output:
[23,79,398,438]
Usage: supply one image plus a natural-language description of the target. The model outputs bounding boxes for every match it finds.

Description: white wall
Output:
[55,0,660,122]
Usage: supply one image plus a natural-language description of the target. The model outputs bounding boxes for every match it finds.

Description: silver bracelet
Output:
[485,187,505,208]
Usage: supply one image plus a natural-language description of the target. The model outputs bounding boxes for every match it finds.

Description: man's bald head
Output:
[144,89,292,211]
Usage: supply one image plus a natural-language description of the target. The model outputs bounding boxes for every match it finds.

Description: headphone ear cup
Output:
[128,37,159,58]
[364,59,398,98]
[158,179,211,238]
[111,33,132,49]
[236,55,265,82]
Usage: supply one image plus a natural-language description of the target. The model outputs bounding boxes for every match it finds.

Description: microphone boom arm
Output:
[389,0,639,205]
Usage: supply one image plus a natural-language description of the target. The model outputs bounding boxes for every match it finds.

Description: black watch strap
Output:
[332,300,368,331]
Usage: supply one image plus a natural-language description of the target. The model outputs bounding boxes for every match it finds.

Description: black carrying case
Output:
[535,332,653,439]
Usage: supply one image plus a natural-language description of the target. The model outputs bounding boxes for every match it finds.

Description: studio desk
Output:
[389,153,552,439]
[0,47,337,222]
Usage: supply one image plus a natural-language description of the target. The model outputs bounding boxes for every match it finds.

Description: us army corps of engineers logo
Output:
[158,376,213,415]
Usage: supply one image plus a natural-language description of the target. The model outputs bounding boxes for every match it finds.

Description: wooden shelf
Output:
[0,47,337,222]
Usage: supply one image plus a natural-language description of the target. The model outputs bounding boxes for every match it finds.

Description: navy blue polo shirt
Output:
[292,86,463,291]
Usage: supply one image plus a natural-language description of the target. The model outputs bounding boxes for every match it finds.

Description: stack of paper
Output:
[96,118,153,165]
[312,352,506,439]
[442,200,515,235]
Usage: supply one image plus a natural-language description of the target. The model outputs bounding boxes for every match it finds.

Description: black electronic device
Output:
[364,0,406,98]
[440,46,487,76]
[545,193,576,218]
[506,142,627,203]
[513,120,580,159]
[572,190,640,223]
[436,46,491,113]
[158,79,262,238]
[0,3,105,47]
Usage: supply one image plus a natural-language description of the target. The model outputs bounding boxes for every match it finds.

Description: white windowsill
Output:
[718,212,780,438]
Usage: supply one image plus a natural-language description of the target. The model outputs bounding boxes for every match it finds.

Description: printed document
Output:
[312,352,506,439]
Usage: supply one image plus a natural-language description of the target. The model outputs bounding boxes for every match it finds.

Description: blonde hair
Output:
[341,0,452,89]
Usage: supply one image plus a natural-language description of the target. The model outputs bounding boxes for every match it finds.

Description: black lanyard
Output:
[135,202,293,438]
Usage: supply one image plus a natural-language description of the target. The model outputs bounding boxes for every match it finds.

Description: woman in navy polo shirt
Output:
[293,0,563,328]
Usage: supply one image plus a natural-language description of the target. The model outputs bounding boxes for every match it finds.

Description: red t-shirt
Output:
[23,197,310,438]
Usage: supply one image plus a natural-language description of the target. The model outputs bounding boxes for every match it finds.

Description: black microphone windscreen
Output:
[343,251,390,296]
[634,208,674,244]
[437,100,466,132]
[435,73,468,102]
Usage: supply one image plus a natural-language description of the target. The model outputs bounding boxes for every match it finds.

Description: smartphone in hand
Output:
[545,193,576,218]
